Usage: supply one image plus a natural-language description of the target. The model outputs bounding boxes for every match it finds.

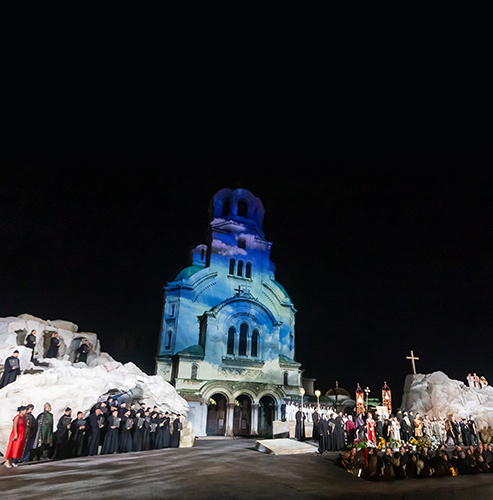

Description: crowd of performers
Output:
[289,403,491,479]
[3,397,184,469]
[467,373,488,388]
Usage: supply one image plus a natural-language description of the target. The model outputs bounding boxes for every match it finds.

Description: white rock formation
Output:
[401,371,493,432]
[0,314,189,455]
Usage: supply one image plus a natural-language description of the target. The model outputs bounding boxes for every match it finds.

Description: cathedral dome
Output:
[325,388,351,398]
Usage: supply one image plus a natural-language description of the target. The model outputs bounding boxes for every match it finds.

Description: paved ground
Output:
[1,439,493,499]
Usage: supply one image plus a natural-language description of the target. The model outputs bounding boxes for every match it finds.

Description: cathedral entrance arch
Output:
[233,394,251,436]
[206,393,227,436]
[258,395,275,437]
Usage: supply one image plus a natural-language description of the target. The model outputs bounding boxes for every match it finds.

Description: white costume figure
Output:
[390,418,401,441]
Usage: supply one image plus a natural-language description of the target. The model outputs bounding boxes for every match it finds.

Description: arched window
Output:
[238,199,248,217]
[246,262,252,279]
[251,329,259,357]
[284,372,289,386]
[237,260,243,277]
[229,258,235,275]
[222,199,231,216]
[166,331,172,349]
[239,323,248,356]
[191,364,198,380]
[238,238,246,249]
[227,327,235,355]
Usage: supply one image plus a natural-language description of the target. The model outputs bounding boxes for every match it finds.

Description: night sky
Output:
[1,154,492,406]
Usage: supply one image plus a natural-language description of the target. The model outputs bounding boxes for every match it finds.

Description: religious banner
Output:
[355,383,365,415]
[382,382,392,413]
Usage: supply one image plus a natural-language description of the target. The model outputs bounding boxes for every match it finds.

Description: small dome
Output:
[325,388,351,398]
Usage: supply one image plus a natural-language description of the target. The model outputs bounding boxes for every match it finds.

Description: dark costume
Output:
[312,410,320,440]
[318,418,328,454]
[170,418,182,448]
[102,416,120,454]
[76,343,90,363]
[70,418,88,457]
[54,414,72,459]
[88,413,105,456]
[0,355,20,388]
[281,402,286,422]
[333,416,345,451]
[295,410,305,441]
[162,415,171,448]
[25,333,37,361]
[119,416,133,452]
[46,337,60,358]
[132,416,144,452]
[22,412,38,462]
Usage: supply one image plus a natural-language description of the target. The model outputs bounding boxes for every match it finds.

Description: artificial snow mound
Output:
[0,314,189,455]
[401,371,493,432]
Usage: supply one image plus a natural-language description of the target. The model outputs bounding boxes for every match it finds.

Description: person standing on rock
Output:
[4,406,28,468]
[46,332,61,358]
[25,330,37,362]
[76,339,90,363]
[0,350,21,388]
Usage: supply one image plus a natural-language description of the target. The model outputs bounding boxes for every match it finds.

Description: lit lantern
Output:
[355,383,365,415]
[382,382,392,413]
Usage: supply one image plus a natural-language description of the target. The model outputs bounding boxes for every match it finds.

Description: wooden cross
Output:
[406,350,420,375]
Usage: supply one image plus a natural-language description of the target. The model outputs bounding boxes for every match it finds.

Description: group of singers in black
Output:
[20,396,184,464]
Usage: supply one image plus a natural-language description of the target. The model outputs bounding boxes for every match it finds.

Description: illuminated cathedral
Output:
[155,188,301,437]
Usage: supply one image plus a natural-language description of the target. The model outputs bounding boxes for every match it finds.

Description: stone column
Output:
[251,403,260,435]
[226,403,235,436]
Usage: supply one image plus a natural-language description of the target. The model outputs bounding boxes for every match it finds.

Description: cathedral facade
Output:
[155,188,301,437]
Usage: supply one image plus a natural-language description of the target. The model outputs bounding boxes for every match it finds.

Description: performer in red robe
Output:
[366,413,376,444]
[346,415,357,444]
[4,406,28,468]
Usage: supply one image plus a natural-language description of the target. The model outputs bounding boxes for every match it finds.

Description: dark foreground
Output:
[1,439,492,500]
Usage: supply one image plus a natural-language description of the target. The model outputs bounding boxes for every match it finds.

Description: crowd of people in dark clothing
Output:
[3,397,184,468]
[337,443,493,480]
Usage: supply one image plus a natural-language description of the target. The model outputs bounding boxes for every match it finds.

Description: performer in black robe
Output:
[22,404,38,462]
[375,415,383,441]
[142,411,151,450]
[102,410,120,454]
[54,408,73,459]
[327,414,337,451]
[75,340,90,363]
[88,409,105,456]
[132,412,144,452]
[0,350,20,388]
[129,403,137,418]
[333,412,346,451]
[312,408,320,441]
[119,410,133,452]
[170,415,183,448]
[295,406,305,441]
[162,412,171,448]
[281,400,287,422]
[25,330,37,362]
[460,418,471,446]
[70,412,88,457]
[118,402,128,419]
[318,414,328,454]
[468,417,478,446]
[154,414,164,449]
[46,333,61,358]
[149,411,159,449]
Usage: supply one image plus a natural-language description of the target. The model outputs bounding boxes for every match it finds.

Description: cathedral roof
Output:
[325,388,351,398]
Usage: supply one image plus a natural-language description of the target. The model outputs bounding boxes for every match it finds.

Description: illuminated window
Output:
[239,323,248,356]
[251,329,259,357]
[284,372,289,386]
[227,327,235,355]
[222,199,231,216]
[170,304,175,317]
[246,262,252,279]
[289,333,294,351]
[238,238,246,249]
[237,260,243,277]
[166,331,172,349]
[238,199,248,217]
[229,259,235,275]
[191,364,198,380]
